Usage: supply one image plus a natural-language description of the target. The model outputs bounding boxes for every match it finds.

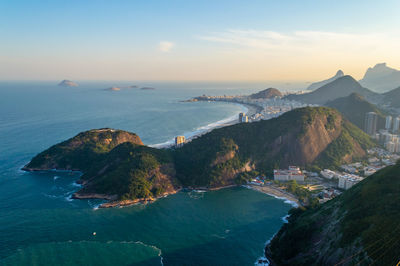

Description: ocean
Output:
[0,81,298,265]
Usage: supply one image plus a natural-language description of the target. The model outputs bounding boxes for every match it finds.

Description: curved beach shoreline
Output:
[150,102,258,148]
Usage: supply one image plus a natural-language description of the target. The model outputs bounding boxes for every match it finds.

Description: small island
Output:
[58,80,78,87]
[105,87,121,91]
[104,85,138,91]
[140,87,156,90]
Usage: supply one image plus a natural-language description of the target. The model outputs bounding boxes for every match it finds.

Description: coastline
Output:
[150,101,258,149]
[244,184,300,207]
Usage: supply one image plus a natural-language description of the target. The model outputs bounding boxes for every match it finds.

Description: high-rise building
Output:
[364,112,378,135]
[239,112,245,123]
[393,116,400,133]
[385,115,393,130]
[175,136,185,147]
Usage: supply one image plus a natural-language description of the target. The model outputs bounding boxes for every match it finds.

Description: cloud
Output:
[198,29,400,57]
[158,41,174,52]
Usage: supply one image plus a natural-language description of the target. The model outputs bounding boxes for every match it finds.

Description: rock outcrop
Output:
[58,80,78,87]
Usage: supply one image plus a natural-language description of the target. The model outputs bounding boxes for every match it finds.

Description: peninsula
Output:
[23,107,375,207]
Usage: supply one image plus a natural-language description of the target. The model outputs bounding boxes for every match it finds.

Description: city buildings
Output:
[364,112,378,135]
[239,112,248,123]
[385,115,392,130]
[239,112,245,123]
[338,174,363,190]
[274,166,305,181]
[393,116,400,133]
[175,136,185,147]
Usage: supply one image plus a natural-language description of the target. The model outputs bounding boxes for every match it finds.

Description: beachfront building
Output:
[238,112,249,123]
[175,136,185,147]
[274,166,305,182]
[239,112,246,123]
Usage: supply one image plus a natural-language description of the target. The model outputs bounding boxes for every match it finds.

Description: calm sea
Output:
[0,81,298,265]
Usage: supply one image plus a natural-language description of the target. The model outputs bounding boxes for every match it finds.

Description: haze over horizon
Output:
[1,0,400,81]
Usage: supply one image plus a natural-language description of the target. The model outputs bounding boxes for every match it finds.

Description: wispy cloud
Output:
[198,29,399,57]
[158,41,174,52]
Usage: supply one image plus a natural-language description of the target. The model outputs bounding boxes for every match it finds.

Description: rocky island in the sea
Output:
[23,107,375,208]
[140,87,155,90]
[58,80,78,87]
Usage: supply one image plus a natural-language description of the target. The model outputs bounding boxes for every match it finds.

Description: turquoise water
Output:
[0,81,292,265]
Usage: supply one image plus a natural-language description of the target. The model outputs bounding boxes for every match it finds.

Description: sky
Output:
[1,0,400,81]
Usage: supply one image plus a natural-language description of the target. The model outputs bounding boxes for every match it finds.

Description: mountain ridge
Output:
[359,63,400,93]
[285,75,376,105]
[307,70,344,91]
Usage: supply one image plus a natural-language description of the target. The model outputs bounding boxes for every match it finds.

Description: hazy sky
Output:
[1,0,400,81]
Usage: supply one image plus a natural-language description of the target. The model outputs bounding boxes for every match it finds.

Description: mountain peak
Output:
[360,63,400,92]
[336,70,344,76]
[307,70,344,91]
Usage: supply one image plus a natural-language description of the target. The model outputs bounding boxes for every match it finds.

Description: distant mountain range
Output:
[307,70,344,91]
[267,160,400,265]
[326,93,386,130]
[285,76,376,105]
[359,63,400,93]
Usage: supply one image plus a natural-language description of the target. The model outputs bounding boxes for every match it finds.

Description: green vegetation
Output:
[268,161,400,265]
[326,92,386,130]
[25,129,143,171]
[25,107,376,201]
[80,143,177,200]
[312,120,375,170]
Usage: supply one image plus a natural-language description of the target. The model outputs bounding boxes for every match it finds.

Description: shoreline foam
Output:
[150,102,251,148]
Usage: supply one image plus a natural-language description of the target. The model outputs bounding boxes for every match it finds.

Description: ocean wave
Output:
[242,185,299,208]
[150,103,248,148]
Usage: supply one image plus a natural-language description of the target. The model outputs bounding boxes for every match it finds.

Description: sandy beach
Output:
[246,184,301,207]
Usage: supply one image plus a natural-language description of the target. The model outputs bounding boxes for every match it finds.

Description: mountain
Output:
[326,93,386,130]
[175,107,375,186]
[23,128,143,172]
[285,76,376,105]
[307,70,344,91]
[58,80,78,87]
[359,63,400,93]
[249,88,283,99]
[267,160,400,265]
[24,107,375,203]
[382,86,400,108]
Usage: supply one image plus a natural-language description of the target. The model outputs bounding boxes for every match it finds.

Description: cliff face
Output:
[23,129,143,171]
[175,107,374,187]
[267,161,400,265]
